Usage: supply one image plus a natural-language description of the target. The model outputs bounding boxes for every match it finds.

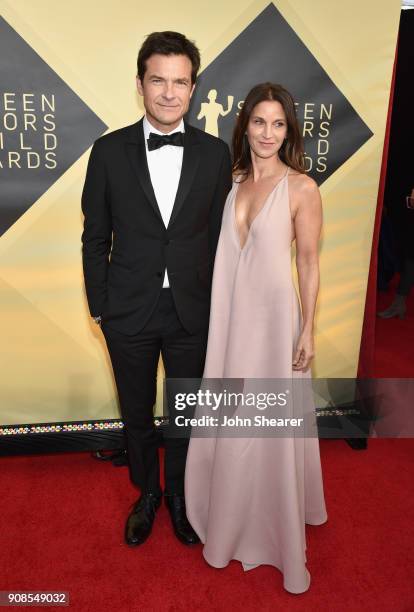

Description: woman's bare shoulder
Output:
[288,171,319,196]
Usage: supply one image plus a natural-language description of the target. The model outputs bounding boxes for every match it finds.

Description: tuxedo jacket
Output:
[81,117,232,335]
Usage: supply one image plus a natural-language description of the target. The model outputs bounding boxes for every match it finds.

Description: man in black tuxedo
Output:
[81,31,232,547]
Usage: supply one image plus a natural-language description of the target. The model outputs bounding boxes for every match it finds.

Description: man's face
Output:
[137,53,195,133]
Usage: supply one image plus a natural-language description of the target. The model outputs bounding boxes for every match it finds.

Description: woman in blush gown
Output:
[184,83,328,594]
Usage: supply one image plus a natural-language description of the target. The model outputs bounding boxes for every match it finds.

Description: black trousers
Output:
[102,289,208,497]
[397,257,414,296]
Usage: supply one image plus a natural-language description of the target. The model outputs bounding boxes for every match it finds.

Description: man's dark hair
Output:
[137,31,201,85]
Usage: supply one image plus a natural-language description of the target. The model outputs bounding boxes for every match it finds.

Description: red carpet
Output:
[1,284,414,610]
[1,438,413,611]
[375,278,414,377]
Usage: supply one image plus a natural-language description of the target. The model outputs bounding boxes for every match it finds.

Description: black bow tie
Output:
[147,131,184,151]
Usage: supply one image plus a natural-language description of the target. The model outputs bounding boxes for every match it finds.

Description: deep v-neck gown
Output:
[184,169,328,594]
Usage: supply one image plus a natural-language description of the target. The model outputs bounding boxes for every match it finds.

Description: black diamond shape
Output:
[187,3,373,185]
[0,17,107,236]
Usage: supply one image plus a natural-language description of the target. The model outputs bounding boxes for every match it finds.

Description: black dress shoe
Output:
[164,494,200,545]
[125,493,162,546]
[377,295,406,319]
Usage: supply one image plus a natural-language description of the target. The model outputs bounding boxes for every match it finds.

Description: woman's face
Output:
[246,100,288,160]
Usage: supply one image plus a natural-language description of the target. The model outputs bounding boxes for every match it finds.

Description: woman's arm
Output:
[291,176,323,371]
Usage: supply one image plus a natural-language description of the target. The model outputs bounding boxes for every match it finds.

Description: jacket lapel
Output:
[125,119,164,224]
[124,118,201,228]
[168,122,201,228]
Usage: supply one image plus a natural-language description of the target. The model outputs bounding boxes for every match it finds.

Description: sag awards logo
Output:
[197,89,234,137]
[188,3,373,184]
[1,92,58,170]
[0,17,107,237]
[196,89,333,174]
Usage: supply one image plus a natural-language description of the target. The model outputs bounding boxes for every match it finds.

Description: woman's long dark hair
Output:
[232,82,306,179]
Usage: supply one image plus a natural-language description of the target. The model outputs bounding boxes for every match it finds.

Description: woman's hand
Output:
[292,330,315,371]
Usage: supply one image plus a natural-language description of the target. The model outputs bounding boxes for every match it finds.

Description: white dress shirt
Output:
[143,115,184,288]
